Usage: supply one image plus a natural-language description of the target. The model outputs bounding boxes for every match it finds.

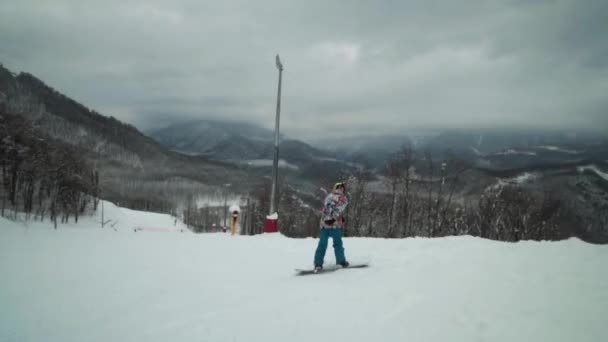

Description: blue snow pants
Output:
[314,228,346,266]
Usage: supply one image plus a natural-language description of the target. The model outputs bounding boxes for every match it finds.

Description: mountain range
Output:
[0,63,256,212]
[146,119,348,173]
[1,61,607,241]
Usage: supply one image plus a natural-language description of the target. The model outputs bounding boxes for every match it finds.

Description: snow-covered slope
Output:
[1,207,607,342]
[578,164,608,181]
[0,200,188,233]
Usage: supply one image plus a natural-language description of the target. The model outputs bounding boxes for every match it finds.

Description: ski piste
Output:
[295,263,369,276]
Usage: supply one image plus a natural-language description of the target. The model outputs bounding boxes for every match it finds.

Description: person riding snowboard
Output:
[314,181,350,272]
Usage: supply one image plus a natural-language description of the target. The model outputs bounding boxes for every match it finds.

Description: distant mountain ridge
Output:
[0,63,255,211]
[312,130,608,171]
[147,119,337,167]
[147,119,277,155]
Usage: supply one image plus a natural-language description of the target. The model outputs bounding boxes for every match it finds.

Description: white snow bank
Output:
[0,200,188,233]
[244,159,299,170]
[492,149,537,156]
[1,216,607,342]
[578,164,608,181]
[536,145,580,154]
[511,171,538,184]
[489,172,539,190]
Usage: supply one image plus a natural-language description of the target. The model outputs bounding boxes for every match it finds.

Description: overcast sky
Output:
[1,0,606,140]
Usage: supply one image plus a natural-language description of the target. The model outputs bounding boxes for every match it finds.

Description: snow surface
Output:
[1,206,608,342]
[195,194,241,209]
[536,145,580,154]
[492,149,537,156]
[510,172,538,184]
[578,164,608,181]
[488,172,539,190]
[0,200,187,233]
[243,159,299,170]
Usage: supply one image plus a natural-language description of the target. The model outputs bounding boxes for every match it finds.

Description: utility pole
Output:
[269,54,283,216]
[263,55,283,234]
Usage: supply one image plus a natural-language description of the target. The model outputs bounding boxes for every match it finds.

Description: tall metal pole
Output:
[269,54,283,215]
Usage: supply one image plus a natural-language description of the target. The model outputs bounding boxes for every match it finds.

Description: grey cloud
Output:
[0,0,606,140]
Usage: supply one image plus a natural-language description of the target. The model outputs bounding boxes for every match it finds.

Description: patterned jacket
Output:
[320,189,349,229]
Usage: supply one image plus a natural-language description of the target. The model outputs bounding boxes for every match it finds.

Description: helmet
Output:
[334,181,346,191]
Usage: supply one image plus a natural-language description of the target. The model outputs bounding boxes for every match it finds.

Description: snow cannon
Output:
[264,213,278,233]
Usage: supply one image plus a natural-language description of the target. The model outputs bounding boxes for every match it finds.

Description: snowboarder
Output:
[314,181,350,272]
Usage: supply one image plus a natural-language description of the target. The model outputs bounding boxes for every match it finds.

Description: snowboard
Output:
[295,263,369,276]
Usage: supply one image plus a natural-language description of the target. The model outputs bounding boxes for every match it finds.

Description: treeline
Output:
[342,174,571,241]
[267,147,600,242]
[181,179,290,235]
[176,177,318,236]
[182,195,265,235]
[0,109,98,227]
[345,150,576,241]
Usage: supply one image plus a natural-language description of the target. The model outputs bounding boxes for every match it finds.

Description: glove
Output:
[324,218,336,226]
